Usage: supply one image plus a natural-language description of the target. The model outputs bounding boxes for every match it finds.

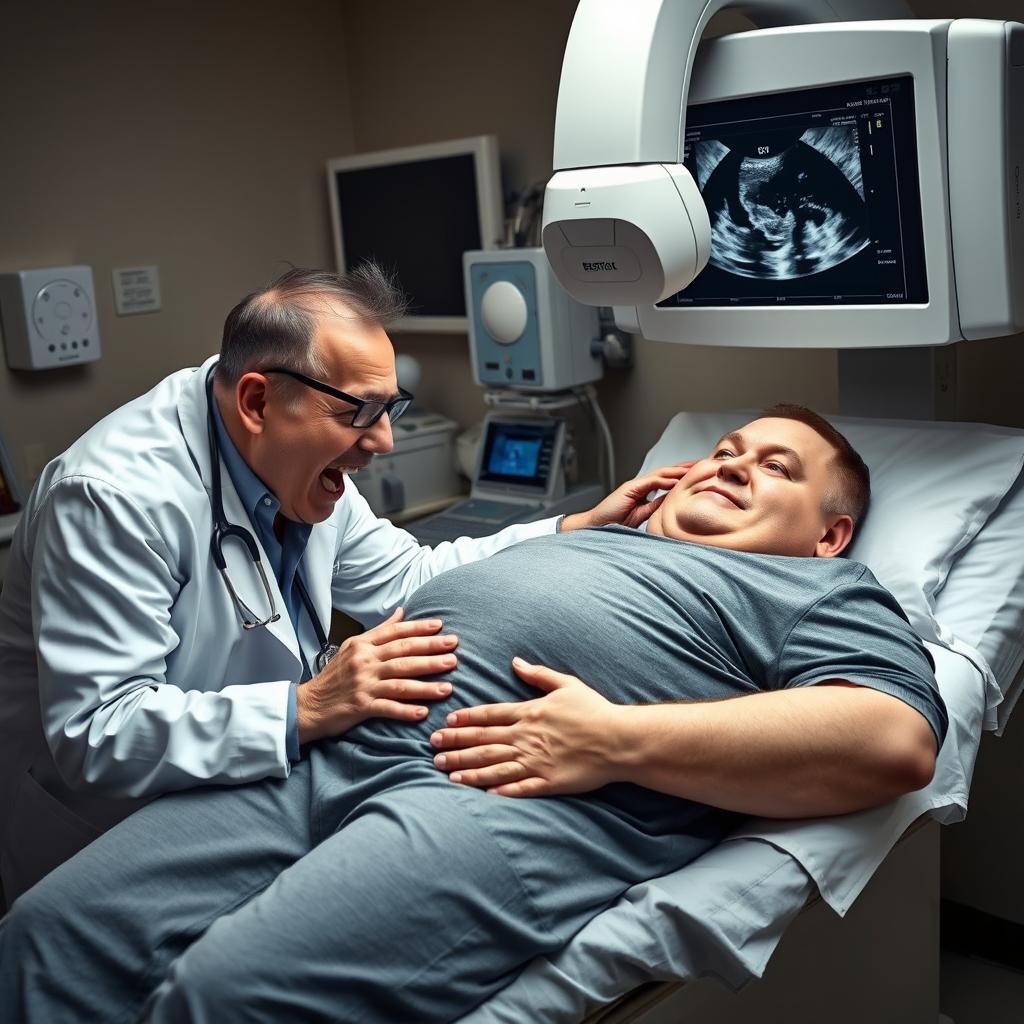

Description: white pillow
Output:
[934,469,1024,733]
[638,410,1024,658]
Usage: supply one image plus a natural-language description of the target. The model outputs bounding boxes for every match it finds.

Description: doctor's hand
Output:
[429,658,620,797]
[560,461,696,532]
[297,608,458,744]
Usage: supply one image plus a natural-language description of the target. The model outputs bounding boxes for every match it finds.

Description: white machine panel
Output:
[357,410,460,518]
[0,265,102,370]
[623,20,1024,347]
[947,20,1024,341]
[464,247,602,391]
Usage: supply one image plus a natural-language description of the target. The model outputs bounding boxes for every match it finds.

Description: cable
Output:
[509,182,546,248]
[585,385,616,492]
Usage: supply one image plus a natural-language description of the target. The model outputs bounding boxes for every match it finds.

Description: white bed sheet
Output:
[459,641,984,1024]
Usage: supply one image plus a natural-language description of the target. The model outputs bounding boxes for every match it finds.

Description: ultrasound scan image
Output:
[693,126,870,281]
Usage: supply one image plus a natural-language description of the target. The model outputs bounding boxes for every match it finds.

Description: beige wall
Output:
[0,1,356,488]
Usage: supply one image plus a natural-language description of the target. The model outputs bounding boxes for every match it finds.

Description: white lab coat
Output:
[0,355,556,901]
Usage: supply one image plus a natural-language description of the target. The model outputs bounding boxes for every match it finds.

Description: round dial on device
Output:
[480,280,528,345]
[32,279,93,345]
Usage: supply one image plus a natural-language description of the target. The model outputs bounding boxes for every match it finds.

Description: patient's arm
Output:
[605,679,936,818]
[561,461,696,532]
[430,661,937,819]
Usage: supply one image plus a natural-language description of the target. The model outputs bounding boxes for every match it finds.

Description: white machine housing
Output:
[356,410,461,518]
[464,247,602,391]
[543,163,711,309]
[0,265,102,370]
[543,0,1024,347]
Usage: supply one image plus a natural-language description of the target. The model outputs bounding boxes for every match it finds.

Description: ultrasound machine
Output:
[408,247,608,544]
[408,414,604,543]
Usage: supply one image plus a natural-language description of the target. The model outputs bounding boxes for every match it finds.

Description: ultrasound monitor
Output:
[405,410,601,544]
[486,433,543,481]
[544,17,1023,348]
[662,75,927,310]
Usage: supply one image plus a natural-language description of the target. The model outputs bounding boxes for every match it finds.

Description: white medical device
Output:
[0,265,102,370]
[464,247,602,391]
[327,136,504,334]
[542,0,1024,348]
[356,355,463,519]
[357,410,461,519]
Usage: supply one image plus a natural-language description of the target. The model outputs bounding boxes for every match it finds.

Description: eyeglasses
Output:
[263,368,414,428]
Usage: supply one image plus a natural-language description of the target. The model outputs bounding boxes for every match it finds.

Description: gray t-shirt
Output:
[347,525,945,833]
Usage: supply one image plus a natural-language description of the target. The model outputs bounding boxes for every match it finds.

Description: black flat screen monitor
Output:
[333,155,480,318]
[328,137,503,330]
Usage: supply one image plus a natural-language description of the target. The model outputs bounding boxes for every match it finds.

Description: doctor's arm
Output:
[32,480,306,798]
[431,667,938,819]
[32,481,287,796]
[330,466,692,628]
[33,481,457,794]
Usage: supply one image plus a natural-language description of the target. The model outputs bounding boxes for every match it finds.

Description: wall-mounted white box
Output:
[0,265,102,370]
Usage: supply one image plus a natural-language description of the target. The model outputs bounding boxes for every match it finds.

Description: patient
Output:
[0,406,946,1024]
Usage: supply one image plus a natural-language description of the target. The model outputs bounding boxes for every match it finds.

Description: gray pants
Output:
[0,741,725,1023]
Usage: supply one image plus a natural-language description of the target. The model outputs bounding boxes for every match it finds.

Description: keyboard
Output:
[409,498,542,543]
[442,498,537,523]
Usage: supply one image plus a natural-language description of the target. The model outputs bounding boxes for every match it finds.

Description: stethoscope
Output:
[206,368,339,673]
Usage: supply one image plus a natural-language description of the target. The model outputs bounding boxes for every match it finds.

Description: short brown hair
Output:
[759,403,871,528]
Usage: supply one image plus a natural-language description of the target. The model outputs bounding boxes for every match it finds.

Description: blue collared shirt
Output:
[210,398,312,761]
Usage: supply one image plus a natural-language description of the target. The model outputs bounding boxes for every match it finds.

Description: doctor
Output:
[0,263,680,905]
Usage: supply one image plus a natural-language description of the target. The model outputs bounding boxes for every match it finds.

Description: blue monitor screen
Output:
[478,420,556,488]
[488,436,542,477]
[660,74,927,307]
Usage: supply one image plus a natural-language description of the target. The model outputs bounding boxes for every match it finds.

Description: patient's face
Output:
[646,417,852,558]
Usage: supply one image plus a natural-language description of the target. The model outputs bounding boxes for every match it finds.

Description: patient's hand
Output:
[560,461,696,532]
[430,659,619,797]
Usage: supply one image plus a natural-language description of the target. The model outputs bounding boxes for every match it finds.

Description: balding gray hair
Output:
[215,263,408,387]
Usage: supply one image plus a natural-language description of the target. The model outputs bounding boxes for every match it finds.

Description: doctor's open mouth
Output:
[320,459,371,494]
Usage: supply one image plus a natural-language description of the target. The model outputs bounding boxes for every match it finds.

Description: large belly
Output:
[339,534,755,839]
[343,535,744,753]
[344,556,554,751]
